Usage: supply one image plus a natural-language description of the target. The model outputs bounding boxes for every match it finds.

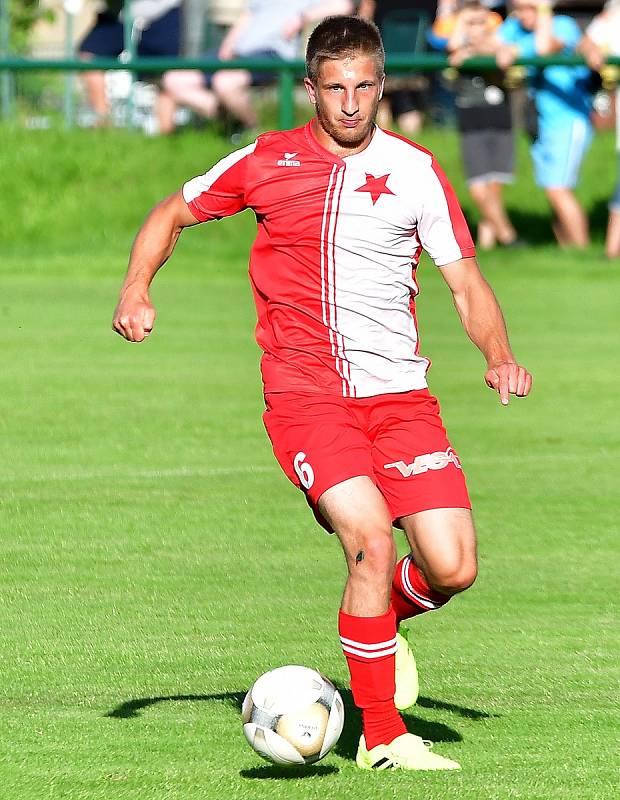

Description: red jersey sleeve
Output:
[182,141,256,222]
[417,157,476,267]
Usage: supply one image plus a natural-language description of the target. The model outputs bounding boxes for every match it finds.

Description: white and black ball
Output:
[242,665,345,765]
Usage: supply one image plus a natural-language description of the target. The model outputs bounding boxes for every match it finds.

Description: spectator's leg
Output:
[211,69,257,129]
[155,90,177,135]
[396,110,423,135]
[545,188,590,248]
[487,181,518,245]
[469,182,496,249]
[80,59,110,122]
[376,98,393,129]
[605,210,620,259]
[162,70,219,120]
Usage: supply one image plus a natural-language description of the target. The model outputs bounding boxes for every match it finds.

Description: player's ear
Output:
[378,74,385,101]
[304,77,317,105]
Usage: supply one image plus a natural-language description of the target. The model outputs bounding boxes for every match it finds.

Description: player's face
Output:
[304,53,384,155]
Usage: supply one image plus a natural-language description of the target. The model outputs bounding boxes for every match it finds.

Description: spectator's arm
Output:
[496,42,520,70]
[218,12,252,60]
[446,12,467,52]
[282,0,354,40]
[578,34,605,71]
[357,0,375,20]
[534,3,563,55]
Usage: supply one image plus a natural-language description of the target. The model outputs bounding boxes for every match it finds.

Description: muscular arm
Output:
[440,257,532,404]
[112,190,199,342]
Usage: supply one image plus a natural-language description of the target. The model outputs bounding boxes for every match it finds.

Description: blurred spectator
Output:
[496,0,593,248]
[359,0,437,134]
[162,0,353,135]
[79,0,183,133]
[579,0,620,258]
[443,0,521,248]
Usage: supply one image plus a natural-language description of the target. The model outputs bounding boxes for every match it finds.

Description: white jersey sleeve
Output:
[416,157,476,268]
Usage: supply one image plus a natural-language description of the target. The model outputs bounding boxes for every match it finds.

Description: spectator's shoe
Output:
[356,733,461,771]
[394,629,419,710]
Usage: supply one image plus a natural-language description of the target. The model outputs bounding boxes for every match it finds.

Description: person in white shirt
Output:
[162,0,353,134]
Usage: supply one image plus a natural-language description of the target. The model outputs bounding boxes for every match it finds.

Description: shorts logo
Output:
[384,448,462,478]
[293,451,314,490]
[277,152,301,167]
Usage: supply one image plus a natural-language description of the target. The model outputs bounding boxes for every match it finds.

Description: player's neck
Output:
[310,118,376,159]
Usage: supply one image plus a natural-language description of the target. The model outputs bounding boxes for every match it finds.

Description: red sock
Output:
[339,606,407,750]
[391,555,451,626]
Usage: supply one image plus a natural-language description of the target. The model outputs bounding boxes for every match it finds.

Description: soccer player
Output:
[113,16,532,771]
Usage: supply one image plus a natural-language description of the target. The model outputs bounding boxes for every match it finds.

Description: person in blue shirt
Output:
[496,0,593,247]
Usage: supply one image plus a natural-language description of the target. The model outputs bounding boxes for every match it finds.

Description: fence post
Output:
[278,66,295,130]
[63,1,77,129]
[122,0,135,127]
[0,0,13,121]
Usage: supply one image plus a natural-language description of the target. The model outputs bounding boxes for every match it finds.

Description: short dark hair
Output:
[305,16,385,84]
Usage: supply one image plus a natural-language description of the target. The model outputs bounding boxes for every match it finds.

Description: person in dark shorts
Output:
[359,0,437,134]
[444,0,521,248]
[79,0,183,133]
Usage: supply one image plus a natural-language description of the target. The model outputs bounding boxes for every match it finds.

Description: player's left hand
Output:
[484,361,532,405]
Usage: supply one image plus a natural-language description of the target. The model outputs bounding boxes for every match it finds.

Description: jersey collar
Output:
[303,120,379,165]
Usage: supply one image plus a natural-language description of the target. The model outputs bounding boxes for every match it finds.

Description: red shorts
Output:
[263,389,470,531]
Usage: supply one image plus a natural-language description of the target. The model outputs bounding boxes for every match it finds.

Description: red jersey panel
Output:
[183,122,475,397]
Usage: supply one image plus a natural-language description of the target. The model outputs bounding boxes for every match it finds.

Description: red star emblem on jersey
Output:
[354,173,395,205]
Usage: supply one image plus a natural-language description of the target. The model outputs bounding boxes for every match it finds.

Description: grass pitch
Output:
[0,125,618,799]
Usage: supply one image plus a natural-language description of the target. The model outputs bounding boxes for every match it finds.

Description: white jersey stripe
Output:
[327,167,344,389]
[182,141,256,203]
[340,635,398,650]
[342,644,399,659]
[332,175,355,397]
[323,165,353,397]
[320,165,338,328]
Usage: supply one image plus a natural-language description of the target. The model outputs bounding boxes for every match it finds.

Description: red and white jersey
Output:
[183,122,475,397]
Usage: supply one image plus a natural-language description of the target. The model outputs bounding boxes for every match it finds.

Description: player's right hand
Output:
[112,294,156,342]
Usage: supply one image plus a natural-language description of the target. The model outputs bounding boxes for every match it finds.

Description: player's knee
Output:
[349,528,396,578]
[429,561,477,596]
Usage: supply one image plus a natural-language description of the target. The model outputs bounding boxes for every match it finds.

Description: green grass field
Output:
[0,124,618,799]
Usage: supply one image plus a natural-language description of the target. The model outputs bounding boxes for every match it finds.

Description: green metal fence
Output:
[0,53,618,131]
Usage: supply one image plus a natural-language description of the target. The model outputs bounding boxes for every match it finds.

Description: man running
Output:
[113,16,532,771]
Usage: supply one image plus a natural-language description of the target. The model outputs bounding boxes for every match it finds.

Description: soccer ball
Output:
[242,665,345,765]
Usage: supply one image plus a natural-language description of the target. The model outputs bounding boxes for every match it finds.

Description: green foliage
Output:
[0,124,615,257]
[7,0,55,54]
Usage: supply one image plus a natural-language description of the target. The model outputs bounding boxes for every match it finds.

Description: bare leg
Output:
[155,90,177,135]
[545,187,590,248]
[399,507,478,597]
[470,181,517,247]
[318,476,396,616]
[80,56,110,122]
[162,70,218,120]
[212,69,257,128]
[605,209,620,259]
